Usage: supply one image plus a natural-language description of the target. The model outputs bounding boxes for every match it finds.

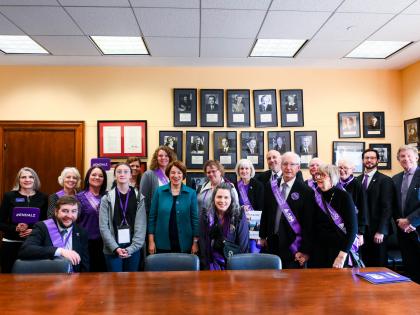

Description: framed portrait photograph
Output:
[200,89,224,127]
[294,131,318,169]
[213,131,237,169]
[240,131,264,169]
[186,173,207,192]
[369,143,391,170]
[159,131,183,161]
[227,89,250,127]
[267,131,291,155]
[333,141,365,174]
[363,112,385,138]
[174,89,197,127]
[253,89,278,127]
[280,89,304,127]
[97,120,147,158]
[404,118,420,145]
[186,131,209,169]
[338,112,361,138]
[224,172,238,185]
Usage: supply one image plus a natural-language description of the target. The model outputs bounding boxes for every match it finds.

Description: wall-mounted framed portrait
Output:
[333,141,365,174]
[213,131,237,169]
[224,172,238,185]
[200,89,224,127]
[280,89,304,127]
[404,117,419,145]
[363,112,385,138]
[294,131,317,169]
[338,112,361,138]
[227,89,250,127]
[186,173,207,192]
[174,88,197,127]
[186,131,209,169]
[253,89,278,127]
[267,131,291,155]
[240,131,264,169]
[159,131,183,161]
[369,143,391,170]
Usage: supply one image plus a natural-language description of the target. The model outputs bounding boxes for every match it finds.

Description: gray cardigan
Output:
[140,170,159,213]
[99,188,147,255]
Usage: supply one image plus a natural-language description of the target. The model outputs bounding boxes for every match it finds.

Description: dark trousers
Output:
[398,230,420,283]
[361,235,388,267]
[88,238,106,272]
[1,241,23,273]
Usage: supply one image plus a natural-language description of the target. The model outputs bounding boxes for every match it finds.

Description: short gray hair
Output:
[235,159,255,178]
[318,164,340,186]
[281,151,301,165]
[397,145,418,160]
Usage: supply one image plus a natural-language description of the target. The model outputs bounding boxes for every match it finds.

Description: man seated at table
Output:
[18,195,89,272]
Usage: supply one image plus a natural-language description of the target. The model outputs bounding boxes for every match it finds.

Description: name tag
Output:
[15,198,25,202]
[117,226,131,245]
[12,207,40,224]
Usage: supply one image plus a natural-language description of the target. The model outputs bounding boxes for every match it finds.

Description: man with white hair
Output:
[259,152,314,268]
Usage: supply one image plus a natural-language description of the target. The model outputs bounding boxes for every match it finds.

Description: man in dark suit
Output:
[258,95,272,112]
[392,145,420,283]
[357,149,394,267]
[18,196,89,272]
[190,136,204,154]
[259,152,314,268]
[246,137,258,155]
[299,136,313,154]
[218,137,230,154]
[205,95,218,112]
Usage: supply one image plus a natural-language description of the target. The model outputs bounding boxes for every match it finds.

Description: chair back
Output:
[144,253,200,272]
[12,258,71,274]
[227,253,282,270]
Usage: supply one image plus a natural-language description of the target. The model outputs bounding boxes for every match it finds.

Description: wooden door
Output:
[0,121,84,197]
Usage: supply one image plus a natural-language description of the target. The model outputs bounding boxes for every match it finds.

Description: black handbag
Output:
[223,239,241,259]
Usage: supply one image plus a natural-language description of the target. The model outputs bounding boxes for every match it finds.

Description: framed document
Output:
[253,89,278,127]
[333,141,365,174]
[159,131,183,161]
[186,131,209,169]
[200,89,224,127]
[213,131,237,169]
[174,89,197,127]
[294,131,318,169]
[338,112,361,138]
[363,112,385,138]
[227,89,250,127]
[280,89,304,127]
[240,131,264,169]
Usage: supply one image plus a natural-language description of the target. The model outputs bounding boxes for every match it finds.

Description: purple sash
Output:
[44,219,72,248]
[85,191,100,213]
[237,180,254,210]
[270,180,302,254]
[56,189,65,198]
[307,179,317,190]
[339,175,355,189]
[154,169,169,185]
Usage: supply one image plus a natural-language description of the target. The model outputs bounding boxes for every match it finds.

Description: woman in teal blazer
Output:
[148,161,199,254]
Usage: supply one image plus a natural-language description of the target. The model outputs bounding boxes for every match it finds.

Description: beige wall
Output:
[0,66,404,177]
[402,60,420,119]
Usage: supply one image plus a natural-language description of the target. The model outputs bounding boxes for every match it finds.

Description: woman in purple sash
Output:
[77,166,108,272]
[234,159,263,253]
[199,183,249,270]
[310,164,358,268]
[0,167,48,273]
[47,167,81,218]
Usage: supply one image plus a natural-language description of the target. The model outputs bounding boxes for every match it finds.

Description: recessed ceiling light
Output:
[0,35,48,54]
[90,36,149,55]
[250,39,307,57]
[345,40,412,59]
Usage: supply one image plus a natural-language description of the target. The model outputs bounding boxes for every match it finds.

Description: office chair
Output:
[144,253,200,272]
[12,258,71,274]
[227,253,282,270]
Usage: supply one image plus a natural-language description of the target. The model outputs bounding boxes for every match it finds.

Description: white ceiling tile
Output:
[0,0,58,5]
[201,38,254,57]
[402,1,420,14]
[0,6,83,35]
[134,8,199,37]
[59,0,130,6]
[298,39,359,58]
[145,37,198,57]
[202,9,265,38]
[370,14,420,41]
[66,7,140,36]
[338,0,414,14]
[131,0,199,8]
[0,13,25,34]
[259,11,330,38]
[32,35,100,55]
[270,0,343,11]
[202,0,271,10]
[314,12,393,40]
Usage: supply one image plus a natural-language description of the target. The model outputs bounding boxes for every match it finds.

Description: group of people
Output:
[0,144,419,283]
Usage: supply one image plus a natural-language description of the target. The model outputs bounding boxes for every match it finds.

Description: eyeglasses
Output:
[314,172,329,181]
[116,170,130,175]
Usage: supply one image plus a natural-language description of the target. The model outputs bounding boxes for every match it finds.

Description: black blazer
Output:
[18,220,89,272]
[357,171,395,236]
[255,170,304,185]
[341,178,368,235]
[235,178,264,211]
[393,167,420,231]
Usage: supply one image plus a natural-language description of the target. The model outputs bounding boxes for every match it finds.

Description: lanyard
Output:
[117,188,131,226]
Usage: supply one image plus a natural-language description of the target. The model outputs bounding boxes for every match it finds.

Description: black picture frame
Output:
[404,118,420,145]
[338,112,361,138]
[186,173,207,192]
[159,131,183,161]
[174,89,197,127]
[224,172,238,185]
[227,89,251,127]
[253,89,278,127]
[294,131,318,169]
[200,89,224,127]
[267,131,291,154]
[369,143,392,170]
[240,131,264,169]
[333,141,365,174]
[186,131,209,169]
[213,131,237,169]
[280,89,304,127]
[363,112,385,138]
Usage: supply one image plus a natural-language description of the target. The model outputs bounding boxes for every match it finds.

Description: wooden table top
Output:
[1,268,419,314]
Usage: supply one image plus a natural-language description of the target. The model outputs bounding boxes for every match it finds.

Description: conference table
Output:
[1,268,419,314]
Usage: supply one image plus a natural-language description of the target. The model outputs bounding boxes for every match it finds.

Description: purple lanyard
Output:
[237,180,254,210]
[270,179,302,254]
[56,189,65,197]
[154,169,169,185]
[44,219,72,248]
[117,188,131,226]
[85,191,100,213]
